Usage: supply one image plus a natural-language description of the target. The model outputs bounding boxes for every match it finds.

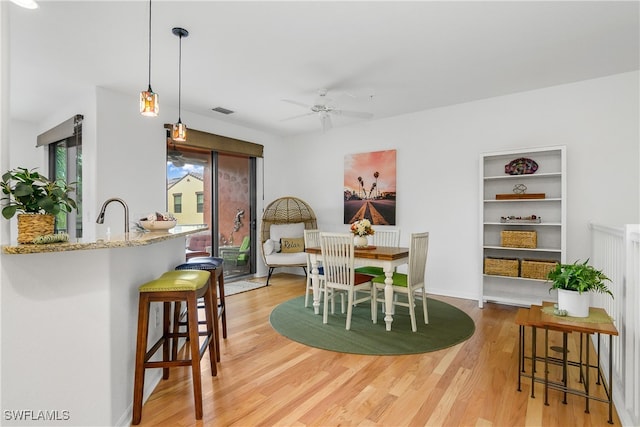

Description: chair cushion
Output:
[270,222,304,242]
[372,272,408,287]
[175,262,220,271]
[140,270,210,292]
[280,237,304,253]
[354,266,384,276]
[187,256,224,267]
[263,239,275,255]
[354,272,374,285]
[265,251,307,266]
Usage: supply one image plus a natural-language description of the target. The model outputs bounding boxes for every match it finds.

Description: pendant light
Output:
[172,27,189,142]
[140,0,158,116]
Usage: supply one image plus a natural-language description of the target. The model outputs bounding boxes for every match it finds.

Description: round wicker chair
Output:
[261,196,317,285]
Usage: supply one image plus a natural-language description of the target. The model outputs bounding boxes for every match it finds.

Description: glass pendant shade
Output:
[172,121,187,142]
[140,87,158,116]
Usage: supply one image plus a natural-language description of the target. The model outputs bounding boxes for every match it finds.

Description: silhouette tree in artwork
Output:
[368,182,376,199]
[373,171,379,198]
[357,176,364,199]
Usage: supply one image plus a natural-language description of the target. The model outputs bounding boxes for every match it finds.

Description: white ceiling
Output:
[8,1,639,137]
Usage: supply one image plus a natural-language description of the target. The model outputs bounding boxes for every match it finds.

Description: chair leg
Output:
[202,279,218,376]
[266,267,275,286]
[323,286,330,324]
[407,291,417,332]
[422,291,429,324]
[132,295,150,425]
[371,286,378,324]
[217,268,227,339]
[186,293,204,420]
[346,289,355,330]
[162,301,171,379]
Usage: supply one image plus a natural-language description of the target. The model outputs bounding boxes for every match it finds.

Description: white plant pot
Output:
[557,288,591,317]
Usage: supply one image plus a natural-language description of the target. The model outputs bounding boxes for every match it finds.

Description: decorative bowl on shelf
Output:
[139,219,177,231]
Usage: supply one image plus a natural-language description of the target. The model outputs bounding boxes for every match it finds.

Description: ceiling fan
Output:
[281,88,373,132]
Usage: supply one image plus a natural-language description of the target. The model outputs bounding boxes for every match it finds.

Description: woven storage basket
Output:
[484,257,519,277]
[521,259,558,280]
[501,230,537,248]
[17,213,55,244]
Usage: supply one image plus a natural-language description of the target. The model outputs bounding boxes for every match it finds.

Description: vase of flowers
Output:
[350,218,374,247]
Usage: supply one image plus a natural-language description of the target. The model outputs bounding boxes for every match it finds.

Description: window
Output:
[196,192,204,213]
[46,116,82,239]
[173,193,183,213]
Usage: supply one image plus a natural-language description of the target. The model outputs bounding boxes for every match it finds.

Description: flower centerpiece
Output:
[350,218,374,247]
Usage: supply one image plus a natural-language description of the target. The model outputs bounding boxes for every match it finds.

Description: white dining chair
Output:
[320,232,375,330]
[372,232,429,332]
[304,229,344,313]
[355,228,401,276]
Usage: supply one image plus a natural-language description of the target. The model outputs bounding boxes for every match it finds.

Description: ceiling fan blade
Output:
[281,99,311,109]
[280,112,315,122]
[332,109,373,119]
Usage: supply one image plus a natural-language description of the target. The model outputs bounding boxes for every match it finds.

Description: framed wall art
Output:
[344,149,396,225]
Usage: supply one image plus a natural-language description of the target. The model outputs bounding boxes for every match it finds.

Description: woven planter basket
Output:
[17,213,55,244]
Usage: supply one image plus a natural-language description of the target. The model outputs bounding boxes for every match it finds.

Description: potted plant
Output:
[547,259,613,317]
[1,167,77,243]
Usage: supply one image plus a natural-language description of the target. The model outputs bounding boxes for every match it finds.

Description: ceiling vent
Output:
[211,106,234,115]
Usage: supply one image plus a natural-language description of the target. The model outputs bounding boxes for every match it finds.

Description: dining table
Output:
[305,245,410,331]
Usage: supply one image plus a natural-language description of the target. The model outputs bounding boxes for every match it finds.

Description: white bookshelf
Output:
[479,146,566,308]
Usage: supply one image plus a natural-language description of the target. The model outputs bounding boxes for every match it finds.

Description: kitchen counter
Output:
[0,225,209,426]
[2,225,206,254]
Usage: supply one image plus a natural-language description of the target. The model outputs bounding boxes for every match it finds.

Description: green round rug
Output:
[269,295,475,355]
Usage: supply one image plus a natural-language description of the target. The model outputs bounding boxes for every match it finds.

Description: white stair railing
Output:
[590,222,640,427]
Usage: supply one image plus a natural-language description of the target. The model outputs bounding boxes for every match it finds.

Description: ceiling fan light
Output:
[172,121,187,142]
[140,88,159,116]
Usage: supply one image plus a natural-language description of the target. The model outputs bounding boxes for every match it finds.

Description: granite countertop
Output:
[2,225,207,255]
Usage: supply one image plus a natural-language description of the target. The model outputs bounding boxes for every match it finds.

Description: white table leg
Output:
[383,265,394,331]
[311,256,321,315]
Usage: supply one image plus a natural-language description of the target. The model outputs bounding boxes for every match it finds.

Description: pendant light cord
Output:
[178,31,182,122]
[147,0,152,91]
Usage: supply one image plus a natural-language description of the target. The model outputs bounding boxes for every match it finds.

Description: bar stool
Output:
[188,256,227,339]
[132,270,215,425]
[174,257,226,362]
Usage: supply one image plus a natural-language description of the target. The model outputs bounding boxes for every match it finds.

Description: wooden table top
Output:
[305,246,409,261]
[517,302,618,336]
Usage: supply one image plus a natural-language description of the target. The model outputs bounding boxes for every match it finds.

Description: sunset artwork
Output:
[344,149,396,225]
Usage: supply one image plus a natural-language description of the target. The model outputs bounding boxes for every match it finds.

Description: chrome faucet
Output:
[96,197,129,233]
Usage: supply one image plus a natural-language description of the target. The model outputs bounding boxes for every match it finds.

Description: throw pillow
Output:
[263,239,275,255]
[280,237,304,253]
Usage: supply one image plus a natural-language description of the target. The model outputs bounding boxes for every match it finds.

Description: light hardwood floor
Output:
[134,273,620,426]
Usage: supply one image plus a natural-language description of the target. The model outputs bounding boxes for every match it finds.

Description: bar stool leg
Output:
[132,294,150,425]
[186,293,204,420]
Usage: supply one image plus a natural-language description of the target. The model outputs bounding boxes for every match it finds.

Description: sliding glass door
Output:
[167,146,256,280]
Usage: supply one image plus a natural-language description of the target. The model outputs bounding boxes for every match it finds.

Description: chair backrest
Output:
[320,233,356,289]
[260,197,317,266]
[407,232,429,288]
[237,236,250,262]
[304,229,321,270]
[372,229,400,247]
[303,229,321,248]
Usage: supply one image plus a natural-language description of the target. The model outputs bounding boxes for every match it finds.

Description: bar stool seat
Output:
[132,270,215,425]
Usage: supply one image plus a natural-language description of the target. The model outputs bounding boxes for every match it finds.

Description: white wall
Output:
[278,71,640,301]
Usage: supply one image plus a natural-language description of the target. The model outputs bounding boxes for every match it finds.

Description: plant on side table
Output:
[1,167,77,244]
[547,259,613,317]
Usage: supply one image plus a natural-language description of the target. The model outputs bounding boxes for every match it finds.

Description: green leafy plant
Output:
[1,167,77,219]
[547,259,613,297]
